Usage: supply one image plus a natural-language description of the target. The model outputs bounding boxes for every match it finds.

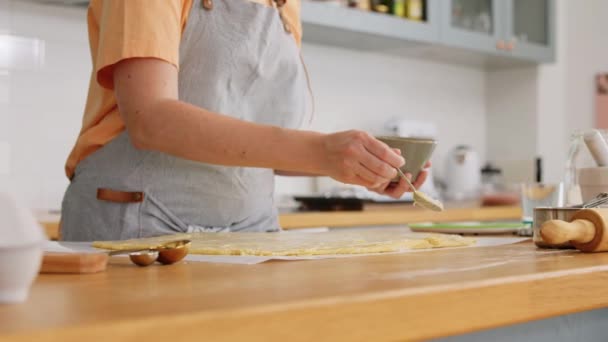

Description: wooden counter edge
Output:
[279,206,522,229]
[41,206,522,239]
[6,265,608,342]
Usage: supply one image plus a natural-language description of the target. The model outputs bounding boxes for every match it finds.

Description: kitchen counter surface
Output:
[279,205,521,229]
[3,241,608,341]
[40,205,522,239]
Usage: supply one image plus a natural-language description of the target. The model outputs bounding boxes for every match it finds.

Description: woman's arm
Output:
[113,58,404,189]
[274,170,322,176]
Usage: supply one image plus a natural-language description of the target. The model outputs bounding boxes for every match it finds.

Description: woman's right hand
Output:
[320,130,405,188]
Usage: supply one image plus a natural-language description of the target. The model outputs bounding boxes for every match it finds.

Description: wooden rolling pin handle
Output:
[540,219,596,245]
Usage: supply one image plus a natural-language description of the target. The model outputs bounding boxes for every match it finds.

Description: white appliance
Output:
[444,145,481,200]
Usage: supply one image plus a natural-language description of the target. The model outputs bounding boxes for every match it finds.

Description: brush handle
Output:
[396,168,416,193]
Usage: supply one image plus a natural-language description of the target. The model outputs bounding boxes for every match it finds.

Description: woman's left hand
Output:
[368,160,431,199]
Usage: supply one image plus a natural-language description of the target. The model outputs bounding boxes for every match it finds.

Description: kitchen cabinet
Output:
[440,0,555,62]
[301,0,441,50]
[440,0,504,55]
[301,0,556,66]
[506,0,555,62]
[26,0,556,65]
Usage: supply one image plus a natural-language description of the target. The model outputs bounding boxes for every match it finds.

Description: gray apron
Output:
[60,0,307,241]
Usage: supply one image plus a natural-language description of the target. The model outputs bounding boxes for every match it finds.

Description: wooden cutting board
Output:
[41,253,109,274]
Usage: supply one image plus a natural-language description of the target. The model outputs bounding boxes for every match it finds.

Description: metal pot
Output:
[533,207,579,248]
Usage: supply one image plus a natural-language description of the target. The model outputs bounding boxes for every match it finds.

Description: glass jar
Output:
[564,129,608,206]
[564,131,584,206]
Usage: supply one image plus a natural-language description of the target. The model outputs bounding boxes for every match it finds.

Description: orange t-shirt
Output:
[65,0,302,178]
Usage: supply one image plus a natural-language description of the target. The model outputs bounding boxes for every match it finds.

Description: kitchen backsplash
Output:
[0,0,486,209]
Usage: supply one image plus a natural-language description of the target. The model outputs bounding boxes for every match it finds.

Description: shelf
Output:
[301,1,542,69]
[301,1,438,50]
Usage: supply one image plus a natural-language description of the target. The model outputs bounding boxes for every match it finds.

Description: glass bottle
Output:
[564,131,585,206]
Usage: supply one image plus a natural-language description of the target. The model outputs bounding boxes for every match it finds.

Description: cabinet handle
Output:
[496,40,506,50]
[505,42,514,51]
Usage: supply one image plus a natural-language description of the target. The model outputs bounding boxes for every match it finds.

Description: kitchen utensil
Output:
[108,239,191,265]
[376,136,437,181]
[578,167,608,202]
[129,251,159,267]
[0,192,45,303]
[570,192,608,208]
[583,130,608,166]
[531,193,608,248]
[156,240,191,264]
[397,168,444,211]
[410,222,524,235]
[40,253,109,274]
[41,239,191,273]
[532,207,579,248]
[540,208,608,252]
[443,145,481,201]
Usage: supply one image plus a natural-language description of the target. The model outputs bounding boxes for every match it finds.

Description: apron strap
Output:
[203,0,291,33]
[273,0,292,33]
[299,52,316,125]
[198,0,312,123]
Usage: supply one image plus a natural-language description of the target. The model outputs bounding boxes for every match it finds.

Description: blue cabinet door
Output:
[505,0,556,62]
[301,0,441,49]
[440,0,506,56]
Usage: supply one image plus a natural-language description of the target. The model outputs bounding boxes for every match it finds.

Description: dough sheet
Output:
[93,229,475,256]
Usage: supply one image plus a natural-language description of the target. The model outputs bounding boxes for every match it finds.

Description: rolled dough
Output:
[92,229,475,256]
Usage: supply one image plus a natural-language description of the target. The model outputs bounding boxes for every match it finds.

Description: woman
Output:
[61,0,429,241]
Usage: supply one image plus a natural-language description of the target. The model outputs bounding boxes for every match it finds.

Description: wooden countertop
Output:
[3,241,608,341]
[40,205,522,239]
[279,205,521,229]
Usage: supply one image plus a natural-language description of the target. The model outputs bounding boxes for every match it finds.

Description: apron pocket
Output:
[61,184,143,241]
[139,193,189,235]
[95,187,145,240]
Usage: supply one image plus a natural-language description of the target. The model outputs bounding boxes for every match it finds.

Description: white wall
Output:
[0,0,489,210]
[536,0,608,183]
[0,0,88,210]
[486,67,538,163]
[279,44,487,195]
[484,0,608,185]
[536,0,568,184]
[563,0,608,134]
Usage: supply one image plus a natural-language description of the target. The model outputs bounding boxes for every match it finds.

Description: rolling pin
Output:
[541,208,608,252]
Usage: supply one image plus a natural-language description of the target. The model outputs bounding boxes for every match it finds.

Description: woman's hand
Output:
[368,161,431,199]
[320,130,405,188]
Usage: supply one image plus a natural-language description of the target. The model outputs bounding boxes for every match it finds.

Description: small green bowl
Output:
[376,136,437,181]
